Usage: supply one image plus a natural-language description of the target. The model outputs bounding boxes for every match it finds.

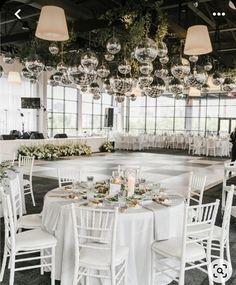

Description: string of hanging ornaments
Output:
[1,3,236,101]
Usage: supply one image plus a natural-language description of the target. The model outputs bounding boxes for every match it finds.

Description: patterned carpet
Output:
[0,153,236,284]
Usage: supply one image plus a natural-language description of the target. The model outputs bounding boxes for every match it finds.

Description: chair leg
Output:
[40,250,44,275]
[226,240,232,266]
[0,247,8,281]
[9,254,15,285]
[178,263,185,285]
[124,259,127,285]
[51,247,55,285]
[30,182,36,206]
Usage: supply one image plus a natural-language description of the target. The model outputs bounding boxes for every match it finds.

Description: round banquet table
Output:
[42,188,185,285]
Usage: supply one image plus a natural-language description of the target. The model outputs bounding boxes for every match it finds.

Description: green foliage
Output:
[18,143,92,160]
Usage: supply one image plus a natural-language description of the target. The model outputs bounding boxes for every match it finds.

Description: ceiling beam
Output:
[187,2,216,28]
[217,47,236,52]
[209,27,236,33]
[0,13,39,26]
[161,0,213,10]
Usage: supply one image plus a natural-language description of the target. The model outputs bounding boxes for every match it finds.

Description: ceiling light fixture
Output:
[184,25,212,55]
[229,0,236,9]
[35,5,69,41]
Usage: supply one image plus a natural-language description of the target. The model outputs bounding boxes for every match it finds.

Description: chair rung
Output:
[15,254,52,263]
[15,263,52,272]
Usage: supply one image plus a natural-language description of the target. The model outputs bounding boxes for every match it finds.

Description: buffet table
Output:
[42,188,185,285]
[0,136,106,158]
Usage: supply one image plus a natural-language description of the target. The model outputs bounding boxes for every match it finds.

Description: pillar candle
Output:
[127,175,135,197]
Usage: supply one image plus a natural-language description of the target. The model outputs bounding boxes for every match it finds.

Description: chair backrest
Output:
[182,200,219,263]
[9,175,23,229]
[71,205,118,265]
[57,168,81,187]
[221,185,234,248]
[18,155,34,174]
[187,172,206,205]
[1,191,16,248]
[118,165,141,180]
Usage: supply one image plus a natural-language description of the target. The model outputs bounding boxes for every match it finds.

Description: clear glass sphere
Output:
[57,62,67,73]
[157,41,168,57]
[48,75,59,87]
[139,63,153,75]
[189,55,198,63]
[169,78,184,95]
[222,78,236,92]
[159,56,169,65]
[49,42,59,55]
[171,64,190,79]
[104,53,114,62]
[212,72,224,86]
[3,53,14,64]
[204,62,213,72]
[134,38,158,63]
[154,68,169,79]
[106,37,121,55]
[138,75,154,89]
[81,51,98,71]
[25,55,44,74]
[118,60,131,75]
[97,64,110,78]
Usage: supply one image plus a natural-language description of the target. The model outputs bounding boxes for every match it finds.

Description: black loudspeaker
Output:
[54,133,68,138]
[104,108,114,128]
[29,132,44,139]
[22,132,31,139]
[10,130,21,138]
[0,134,16,140]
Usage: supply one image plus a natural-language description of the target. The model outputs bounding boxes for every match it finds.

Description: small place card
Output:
[109,183,121,196]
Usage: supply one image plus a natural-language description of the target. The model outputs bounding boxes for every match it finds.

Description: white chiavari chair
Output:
[151,200,219,285]
[0,192,57,285]
[9,175,42,231]
[18,155,35,206]
[57,168,81,188]
[71,205,129,285]
[187,172,207,206]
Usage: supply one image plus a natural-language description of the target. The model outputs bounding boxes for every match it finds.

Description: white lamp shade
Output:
[184,25,212,55]
[8,72,21,84]
[35,6,69,41]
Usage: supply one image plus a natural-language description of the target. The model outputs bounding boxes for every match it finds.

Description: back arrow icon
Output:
[14,9,21,19]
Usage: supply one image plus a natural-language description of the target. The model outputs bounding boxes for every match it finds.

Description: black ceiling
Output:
[0,0,235,67]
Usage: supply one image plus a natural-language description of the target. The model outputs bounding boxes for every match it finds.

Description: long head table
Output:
[0,137,107,158]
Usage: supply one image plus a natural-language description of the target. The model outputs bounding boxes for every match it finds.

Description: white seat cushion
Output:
[152,238,206,263]
[80,243,128,270]
[18,214,42,229]
[9,228,57,252]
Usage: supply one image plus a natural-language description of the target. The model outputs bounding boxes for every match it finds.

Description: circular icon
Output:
[209,259,232,283]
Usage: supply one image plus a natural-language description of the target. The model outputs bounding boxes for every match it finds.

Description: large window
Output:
[47,86,78,137]
[47,86,236,137]
[0,77,37,134]
[81,92,113,132]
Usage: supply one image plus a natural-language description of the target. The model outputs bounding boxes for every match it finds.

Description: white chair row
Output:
[115,133,231,157]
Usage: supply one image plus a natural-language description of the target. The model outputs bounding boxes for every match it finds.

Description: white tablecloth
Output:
[42,188,184,285]
[0,137,106,158]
